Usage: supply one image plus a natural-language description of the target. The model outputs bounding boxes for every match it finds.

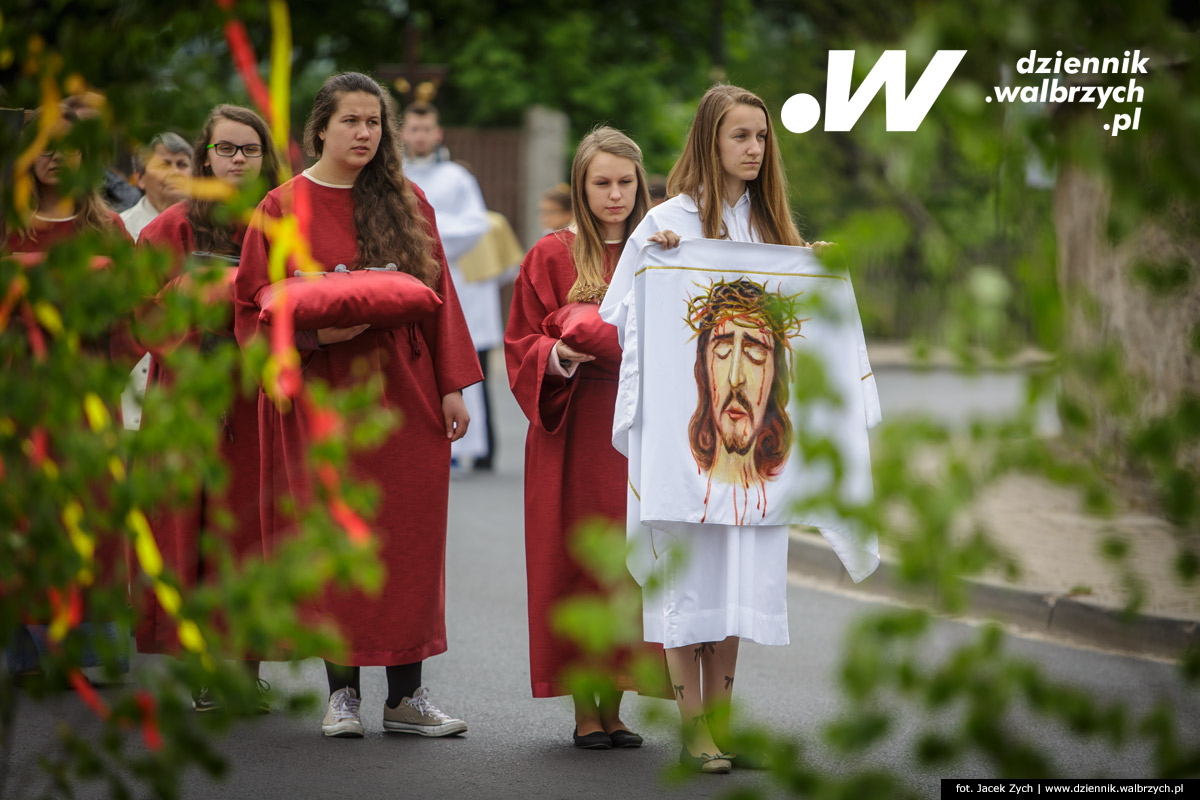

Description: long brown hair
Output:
[567,126,650,303]
[187,104,280,255]
[304,72,438,286]
[12,105,115,241]
[667,84,804,247]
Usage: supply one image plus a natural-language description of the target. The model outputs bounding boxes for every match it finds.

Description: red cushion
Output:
[541,302,621,365]
[257,270,442,330]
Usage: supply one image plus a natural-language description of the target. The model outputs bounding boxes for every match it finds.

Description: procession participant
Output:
[647,175,668,207]
[136,105,279,711]
[120,132,193,241]
[538,183,572,234]
[4,106,129,252]
[401,102,497,471]
[505,127,670,750]
[3,104,133,682]
[234,72,481,739]
[600,84,808,774]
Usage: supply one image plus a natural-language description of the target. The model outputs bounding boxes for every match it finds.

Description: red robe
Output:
[505,231,666,698]
[133,202,262,653]
[234,175,482,666]
[4,210,127,253]
[3,211,134,618]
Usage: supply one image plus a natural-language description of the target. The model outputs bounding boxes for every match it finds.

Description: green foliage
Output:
[3,1,1198,797]
[1,42,396,800]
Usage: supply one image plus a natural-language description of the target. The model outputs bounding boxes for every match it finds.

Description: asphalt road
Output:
[4,367,1195,799]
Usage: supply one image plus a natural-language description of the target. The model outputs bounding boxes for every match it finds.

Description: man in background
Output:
[401,102,498,471]
[119,132,192,241]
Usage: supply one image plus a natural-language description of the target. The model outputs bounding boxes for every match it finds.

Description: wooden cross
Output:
[376,21,448,104]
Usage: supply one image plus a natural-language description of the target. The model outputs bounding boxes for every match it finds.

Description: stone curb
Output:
[788,532,1200,660]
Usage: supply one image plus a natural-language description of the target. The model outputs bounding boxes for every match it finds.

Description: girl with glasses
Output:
[3,102,133,686]
[4,105,128,252]
[134,105,280,711]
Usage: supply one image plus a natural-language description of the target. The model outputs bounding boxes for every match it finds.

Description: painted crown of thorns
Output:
[684,277,806,342]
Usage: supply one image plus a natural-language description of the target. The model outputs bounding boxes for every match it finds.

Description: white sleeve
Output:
[434,169,491,264]
[599,212,657,344]
[610,275,639,457]
[844,270,882,429]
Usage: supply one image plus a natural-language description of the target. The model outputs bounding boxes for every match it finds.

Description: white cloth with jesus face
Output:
[601,194,879,648]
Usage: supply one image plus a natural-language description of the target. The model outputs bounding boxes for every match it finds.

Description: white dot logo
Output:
[781,93,822,134]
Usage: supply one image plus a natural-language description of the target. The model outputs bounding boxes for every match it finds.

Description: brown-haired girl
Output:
[3,102,134,683]
[4,105,129,252]
[506,126,670,750]
[600,84,810,774]
[136,104,279,710]
[234,72,481,738]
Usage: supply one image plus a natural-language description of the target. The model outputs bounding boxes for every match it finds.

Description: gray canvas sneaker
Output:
[382,687,467,737]
[322,687,364,738]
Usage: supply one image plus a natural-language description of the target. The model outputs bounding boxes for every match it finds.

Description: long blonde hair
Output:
[567,126,649,303]
[12,106,117,242]
[667,84,804,246]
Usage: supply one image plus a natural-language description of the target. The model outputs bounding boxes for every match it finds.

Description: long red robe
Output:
[505,231,667,698]
[234,175,482,666]
[3,211,134,620]
[133,202,263,653]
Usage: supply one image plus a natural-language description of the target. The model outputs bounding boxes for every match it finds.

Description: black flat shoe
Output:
[573,727,613,750]
[679,745,732,774]
[609,729,643,748]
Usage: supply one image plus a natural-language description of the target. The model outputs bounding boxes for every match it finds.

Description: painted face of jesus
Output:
[705,317,776,456]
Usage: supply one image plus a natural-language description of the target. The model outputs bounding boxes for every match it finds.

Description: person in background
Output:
[647,175,668,207]
[3,103,134,685]
[401,102,497,471]
[120,132,193,241]
[59,93,142,213]
[538,182,573,234]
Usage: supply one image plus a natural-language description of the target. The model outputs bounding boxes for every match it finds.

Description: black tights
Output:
[324,660,422,708]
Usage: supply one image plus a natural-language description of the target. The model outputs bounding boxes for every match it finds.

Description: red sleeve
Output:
[503,238,576,433]
[104,210,146,367]
[413,186,484,397]
[234,192,282,351]
[133,204,198,357]
[137,204,193,262]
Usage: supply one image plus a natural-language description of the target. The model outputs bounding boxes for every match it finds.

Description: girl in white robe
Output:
[601,84,825,772]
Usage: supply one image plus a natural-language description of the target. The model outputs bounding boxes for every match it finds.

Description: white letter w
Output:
[823,50,966,132]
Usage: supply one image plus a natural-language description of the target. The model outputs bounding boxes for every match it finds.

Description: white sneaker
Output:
[382,686,467,737]
[322,687,364,738]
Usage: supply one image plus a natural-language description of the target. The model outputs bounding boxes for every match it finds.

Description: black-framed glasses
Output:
[40,145,82,158]
[207,141,265,158]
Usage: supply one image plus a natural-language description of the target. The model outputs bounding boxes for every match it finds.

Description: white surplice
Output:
[404,156,495,461]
